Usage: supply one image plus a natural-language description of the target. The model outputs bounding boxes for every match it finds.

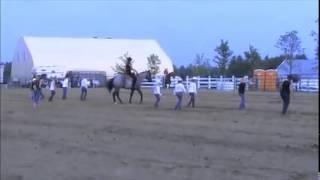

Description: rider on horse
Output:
[125,57,137,90]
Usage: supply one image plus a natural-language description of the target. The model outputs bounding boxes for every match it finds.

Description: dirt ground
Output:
[1,88,318,180]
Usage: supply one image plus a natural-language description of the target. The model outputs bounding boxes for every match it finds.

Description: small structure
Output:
[0,63,4,84]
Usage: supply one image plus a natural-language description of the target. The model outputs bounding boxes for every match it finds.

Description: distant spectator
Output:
[62,76,69,100]
[80,78,89,101]
[238,78,246,110]
[39,77,45,100]
[173,77,186,110]
[48,77,56,102]
[152,79,162,108]
[186,77,197,108]
[30,75,41,108]
[280,78,291,115]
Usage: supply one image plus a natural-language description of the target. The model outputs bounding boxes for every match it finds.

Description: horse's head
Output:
[137,70,152,82]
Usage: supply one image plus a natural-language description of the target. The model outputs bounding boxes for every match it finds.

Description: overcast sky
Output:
[1,0,318,66]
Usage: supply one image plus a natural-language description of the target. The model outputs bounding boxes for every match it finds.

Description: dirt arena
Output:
[1,88,318,180]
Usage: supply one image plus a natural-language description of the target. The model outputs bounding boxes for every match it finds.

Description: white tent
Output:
[11,36,174,83]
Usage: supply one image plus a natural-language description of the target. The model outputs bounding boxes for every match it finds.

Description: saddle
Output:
[121,73,136,89]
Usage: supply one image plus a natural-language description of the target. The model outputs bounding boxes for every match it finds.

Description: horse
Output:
[164,72,174,88]
[107,70,152,104]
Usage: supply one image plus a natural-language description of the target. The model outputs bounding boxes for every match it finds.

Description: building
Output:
[0,63,4,84]
[11,36,174,85]
[276,59,318,78]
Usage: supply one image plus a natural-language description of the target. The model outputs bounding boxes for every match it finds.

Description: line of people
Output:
[152,76,292,114]
[152,77,198,110]
[30,75,90,108]
[31,74,292,115]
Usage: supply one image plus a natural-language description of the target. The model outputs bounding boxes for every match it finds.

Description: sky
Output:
[1,0,318,66]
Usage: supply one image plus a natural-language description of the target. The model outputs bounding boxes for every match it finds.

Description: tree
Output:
[261,55,285,70]
[147,54,161,75]
[244,45,262,76]
[294,54,307,59]
[192,53,210,76]
[112,52,136,74]
[227,55,250,77]
[275,30,302,74]
[213,39,233,76]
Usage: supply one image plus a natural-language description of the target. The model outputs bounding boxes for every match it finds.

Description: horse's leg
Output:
[137,89,143,104]
[117,91,123,104]
[112,91,116,104]
[129,89,135,104]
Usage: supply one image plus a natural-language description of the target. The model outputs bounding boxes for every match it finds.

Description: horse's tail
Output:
[107,78,114,93]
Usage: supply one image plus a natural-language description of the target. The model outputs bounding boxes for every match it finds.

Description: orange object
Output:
[265,69,277,91]
[253,69,265,91]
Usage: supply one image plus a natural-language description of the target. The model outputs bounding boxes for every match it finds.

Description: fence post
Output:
[208,76,211,89]
[232,75,235,92]
[219,75,223,90]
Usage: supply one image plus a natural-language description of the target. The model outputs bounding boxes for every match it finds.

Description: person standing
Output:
[152,79,162,108]
[173,77,186,110]
[30,75,41,108]
[62,76,69,100]
[80,78,89,101]
[48,77,56,102]
[280,78,291,115]
[39,76,45,100]
[186,77,197,108]
[238,78,246,110]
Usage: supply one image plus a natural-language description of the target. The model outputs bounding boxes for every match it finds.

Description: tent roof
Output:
[21,36,174,76]
[276,59,318,77]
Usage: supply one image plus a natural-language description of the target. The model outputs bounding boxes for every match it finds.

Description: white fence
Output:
[140,75,319,92]
[141,76,244,91]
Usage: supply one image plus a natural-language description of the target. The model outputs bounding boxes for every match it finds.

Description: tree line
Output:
[174,27,318,79]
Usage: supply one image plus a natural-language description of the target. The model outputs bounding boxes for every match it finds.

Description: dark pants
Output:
[80,87,87,101]
[32,89,41,105]
[281,93,290,114]
[62,87,67,100]
[154,94,160,107]
[174,92,183,110]
[239,93,245,110]
[48,90,55,102]
[130,74,137,90]
[187,93,195,108]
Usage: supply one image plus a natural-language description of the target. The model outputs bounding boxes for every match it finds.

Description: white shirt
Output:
[174,83,186,95]
[153,84,161,95]
[81,78,89,88]
[49,80,55,91]
[188,82,197,94]
[62,78,69,88]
